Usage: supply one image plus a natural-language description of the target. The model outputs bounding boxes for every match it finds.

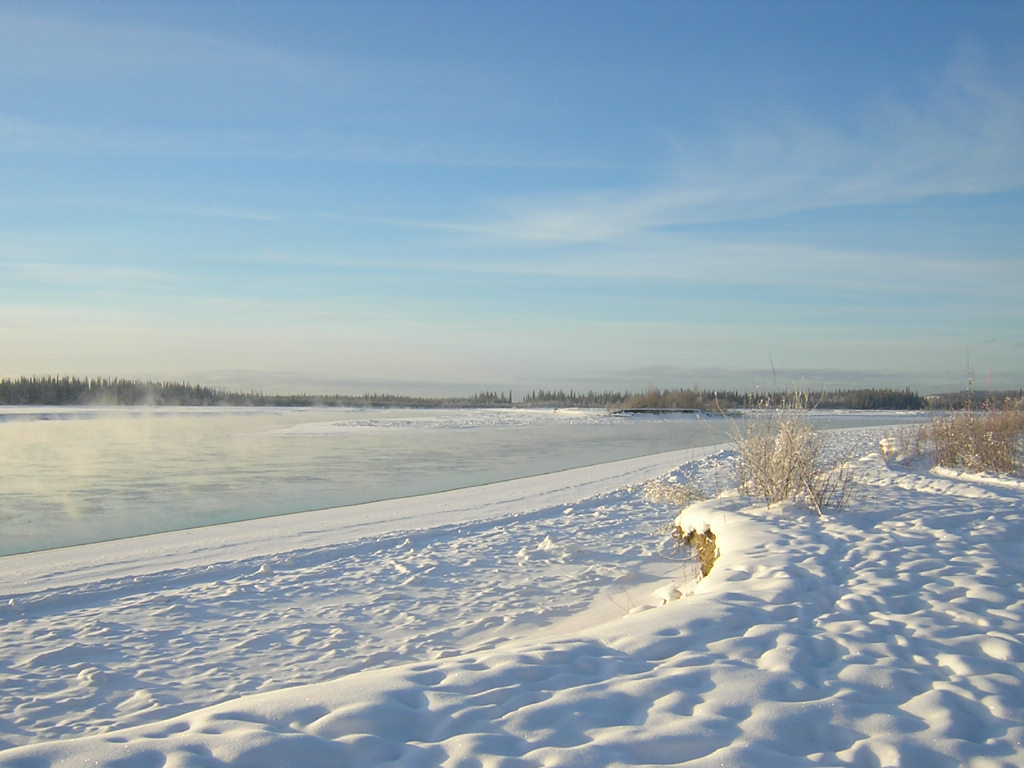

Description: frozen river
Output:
[0,406,924,555]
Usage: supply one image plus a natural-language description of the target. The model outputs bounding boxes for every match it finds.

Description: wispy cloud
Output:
[307,231,1020,305]
[1,258,181,291]
[0,115,279,160]
[0,9,316,83]
[0,9,434,163]
[313,209,504,236]
[3,191,286,223]
[0,114,78,150]
[477,47,1024,243]
[131,201,284,223]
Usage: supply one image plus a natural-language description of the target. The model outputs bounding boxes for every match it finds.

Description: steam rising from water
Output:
[0,407,921,556]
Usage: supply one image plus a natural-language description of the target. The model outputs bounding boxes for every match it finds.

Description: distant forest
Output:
[3,375,1019,411]
[0,376,515,408]
[611,387,930,411]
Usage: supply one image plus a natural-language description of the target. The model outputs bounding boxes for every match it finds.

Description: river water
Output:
[0,406,923,556]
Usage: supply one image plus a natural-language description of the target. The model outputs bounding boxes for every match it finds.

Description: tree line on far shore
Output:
[611,387,930,411]
[0,376,511,408]
[1,376,1019,411]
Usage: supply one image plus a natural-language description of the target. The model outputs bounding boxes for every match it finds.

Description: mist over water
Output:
[0,407,921,556]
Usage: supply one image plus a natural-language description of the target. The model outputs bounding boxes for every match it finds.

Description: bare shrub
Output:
[735,406,853,515]
[920,399,1024,474]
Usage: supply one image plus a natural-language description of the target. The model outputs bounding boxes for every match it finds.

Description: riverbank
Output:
[2,426,1021,766]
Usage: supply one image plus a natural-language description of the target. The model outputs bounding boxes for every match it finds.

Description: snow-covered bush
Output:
[735,408,853,515]
[920,399,1024,474]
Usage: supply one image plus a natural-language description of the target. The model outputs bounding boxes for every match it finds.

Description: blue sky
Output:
[2,1,1022,395]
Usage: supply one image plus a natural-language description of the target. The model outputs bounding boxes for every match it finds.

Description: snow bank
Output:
[2,428,1022,767]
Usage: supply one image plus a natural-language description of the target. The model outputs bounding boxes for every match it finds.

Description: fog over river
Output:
[0,406,923,556]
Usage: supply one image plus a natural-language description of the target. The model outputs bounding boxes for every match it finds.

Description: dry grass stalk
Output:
[920,399,1024,474]
[672,525,718,576]
[643,481,707,508]
[735,406,853,515]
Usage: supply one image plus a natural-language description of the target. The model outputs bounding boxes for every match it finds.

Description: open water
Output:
[0,406,923,556]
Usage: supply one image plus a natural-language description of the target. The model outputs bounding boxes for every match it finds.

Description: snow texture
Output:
[1,427,1022,767]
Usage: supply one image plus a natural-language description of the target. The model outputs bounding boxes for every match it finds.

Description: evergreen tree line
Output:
[0,376,245,406]
[615,388,747,411]
[760,388,929,411]
[612,387,935,411]
[613,387,1020,411]
[0,376,514,408]
[520,389,633,407]
[925,390,1024,411]
[3,375,1018,411]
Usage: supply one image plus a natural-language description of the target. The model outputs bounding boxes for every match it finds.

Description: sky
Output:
[2,1,1022,396]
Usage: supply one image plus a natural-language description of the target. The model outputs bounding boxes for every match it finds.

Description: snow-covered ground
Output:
[1,426,1022,767]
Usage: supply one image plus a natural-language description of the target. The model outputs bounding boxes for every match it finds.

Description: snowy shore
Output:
[2,427,1022,767]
